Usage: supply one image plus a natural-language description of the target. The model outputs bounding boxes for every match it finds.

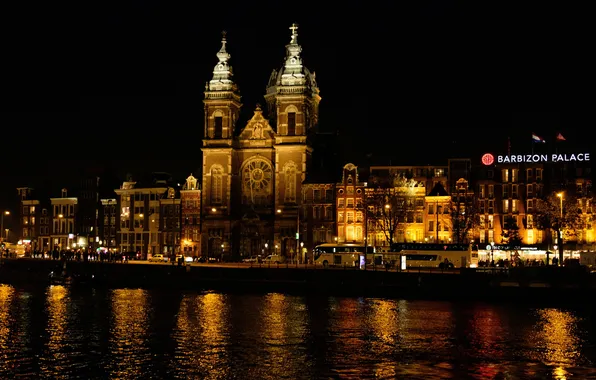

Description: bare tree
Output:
[535,193,584,243]
[534,192,587,264]
[366,175,421,247]
[450,196,480,244]
[366,187,401,247]
[501,215,523,247]
[450,181,479,244]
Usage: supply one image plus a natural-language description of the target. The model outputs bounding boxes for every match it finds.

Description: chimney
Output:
[61,188,68,198]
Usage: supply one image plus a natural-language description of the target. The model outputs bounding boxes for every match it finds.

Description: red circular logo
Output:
[482,153,494,166]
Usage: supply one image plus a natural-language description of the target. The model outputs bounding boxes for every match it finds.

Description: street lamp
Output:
[556,192,564,265]
[0,211,10,243]
[295,208,300,264]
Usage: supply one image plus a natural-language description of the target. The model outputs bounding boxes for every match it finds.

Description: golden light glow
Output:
[58,214,64,218]
[3,211,9,215]
[195,292,229,377]
[260,293,303,375]
[368,299,400,378]
[541,309,579,361]
[0,285,15,370]
[45,285,69,369]
[106,289,149,378]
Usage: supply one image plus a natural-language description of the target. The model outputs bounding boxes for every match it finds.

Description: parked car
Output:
[242,255,262,263]
[149,254,165,262]
[262,254,285,264]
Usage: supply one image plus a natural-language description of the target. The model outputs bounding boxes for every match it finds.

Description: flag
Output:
[532,133,545,143]
[556,132,566,141]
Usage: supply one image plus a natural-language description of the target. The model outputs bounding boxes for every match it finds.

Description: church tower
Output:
[199,25,321,263]
[265,23,321,261]
[201,31,242,257]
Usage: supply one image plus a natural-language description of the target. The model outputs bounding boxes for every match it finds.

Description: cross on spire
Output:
[289,23,298,43]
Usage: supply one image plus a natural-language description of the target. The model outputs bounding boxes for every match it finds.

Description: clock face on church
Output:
[243,159,272,192]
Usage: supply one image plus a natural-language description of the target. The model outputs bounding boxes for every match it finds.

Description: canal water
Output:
[1,283,595,379]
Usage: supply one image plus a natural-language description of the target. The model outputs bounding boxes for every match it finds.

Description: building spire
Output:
[216,30,230,63]
[208,30,234,91]
[281,22,304,84]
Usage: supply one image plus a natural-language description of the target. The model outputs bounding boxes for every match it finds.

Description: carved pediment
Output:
[238,104,276,143]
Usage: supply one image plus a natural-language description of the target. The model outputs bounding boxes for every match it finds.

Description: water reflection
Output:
[530,308,582,379]
[1,283,596,379]
[105,288,151,379]
[0,284,15,372]
[40,285,70,377]
[172,292,230,379]
[365,298,401,379]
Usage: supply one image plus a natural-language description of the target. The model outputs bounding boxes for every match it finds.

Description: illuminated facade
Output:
[99,198,117,251]
[200,25,320,261]
[114,180,166,258]
[49,188,78,250]
[160,187,180,256]
[425,182,452,244]
[181,174,201,257]
[365,165,450,247]
[336,163,365,244]
[302,181,335,249]
[16,187,47,253]
[474,159,595,250]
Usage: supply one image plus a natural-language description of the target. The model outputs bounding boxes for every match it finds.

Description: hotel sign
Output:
[482,152,590,165]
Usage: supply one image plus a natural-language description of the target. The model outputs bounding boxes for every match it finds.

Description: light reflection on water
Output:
[1,283,596,379]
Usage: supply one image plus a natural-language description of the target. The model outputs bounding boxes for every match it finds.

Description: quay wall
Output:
[1,259,594,302]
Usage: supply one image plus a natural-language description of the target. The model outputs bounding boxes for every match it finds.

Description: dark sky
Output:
[1,1,576,217]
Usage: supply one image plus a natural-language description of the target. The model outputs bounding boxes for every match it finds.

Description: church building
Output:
[201,24,321,262]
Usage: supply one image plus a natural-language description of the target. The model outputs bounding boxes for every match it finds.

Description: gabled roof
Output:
[427,182,449,196]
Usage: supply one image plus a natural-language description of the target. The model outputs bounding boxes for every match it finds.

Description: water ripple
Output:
[1,284,596,379]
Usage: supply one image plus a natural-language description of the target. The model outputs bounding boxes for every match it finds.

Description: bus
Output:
[313,243,378,267]
[389,243,479,269]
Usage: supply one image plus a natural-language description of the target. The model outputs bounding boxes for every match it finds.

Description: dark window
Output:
[214,116,223,138]
[287,112,296,135]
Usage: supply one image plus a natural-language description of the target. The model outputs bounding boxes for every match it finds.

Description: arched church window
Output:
[242,158,273,205]
[212,110,224,139]
[284,162,297,203]
[285,106,298,136]
[210,166,223,204]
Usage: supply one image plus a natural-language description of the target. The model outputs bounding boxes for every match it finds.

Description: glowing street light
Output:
[556,192,564,219]
[1,210,10,242]
[556,192,564,265]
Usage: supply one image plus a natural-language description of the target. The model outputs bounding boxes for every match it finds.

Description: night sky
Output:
[0,1,578,223]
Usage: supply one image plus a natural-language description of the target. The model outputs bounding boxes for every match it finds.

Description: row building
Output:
[12,25,594,263]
